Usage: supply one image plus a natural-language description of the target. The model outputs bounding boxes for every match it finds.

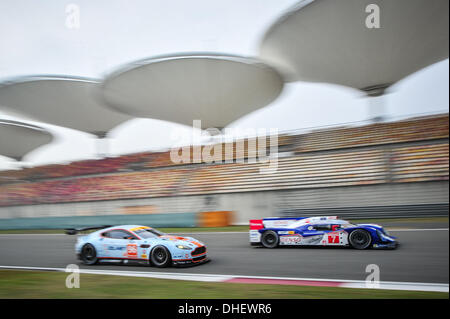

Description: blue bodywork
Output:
[254,217,398,249]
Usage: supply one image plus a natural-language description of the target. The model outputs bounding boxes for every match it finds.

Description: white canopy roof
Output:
[101,53,284,129]
[0,76,133,137]
[0,119,53,161]
[260,0,449,95]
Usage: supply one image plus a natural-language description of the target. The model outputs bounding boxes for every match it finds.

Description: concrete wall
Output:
[0,181,448,228]
[0,212,198,230]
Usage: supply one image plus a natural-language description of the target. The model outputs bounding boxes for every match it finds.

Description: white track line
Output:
[0,265,447,292]
[0,265,231,282]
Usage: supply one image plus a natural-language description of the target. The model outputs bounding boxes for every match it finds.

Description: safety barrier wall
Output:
[0,211,234,230]
[197,211,233,227]
[0,212,198,230]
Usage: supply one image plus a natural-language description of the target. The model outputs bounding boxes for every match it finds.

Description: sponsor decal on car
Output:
[272,220,292,227]
[278,231,295,235]
[279,235,302,245]
[107,246,125,251]
[301,235,323,245]
[249,220,264,230]
[126,244,138,257]
[327,231,344,244]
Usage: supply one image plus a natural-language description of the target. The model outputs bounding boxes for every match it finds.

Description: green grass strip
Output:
[0,270,447,299]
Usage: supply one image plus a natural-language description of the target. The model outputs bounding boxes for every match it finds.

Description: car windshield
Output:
[134,228,165,239]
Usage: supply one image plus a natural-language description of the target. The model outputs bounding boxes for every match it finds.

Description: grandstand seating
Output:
[0,169,189,206]
[0,136,286,182]
[294,114,448,153]
[1,115,446,182]
[1,143,448,206]
[179,149,387,195]
[0,154,151,181]
[390,143,449,183]
[0,114,448,207]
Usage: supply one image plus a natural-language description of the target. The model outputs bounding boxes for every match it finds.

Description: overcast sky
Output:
[0,0,448,170]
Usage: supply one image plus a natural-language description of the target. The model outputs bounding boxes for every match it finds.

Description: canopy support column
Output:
[363,84,390,123]
[93,131,109,158]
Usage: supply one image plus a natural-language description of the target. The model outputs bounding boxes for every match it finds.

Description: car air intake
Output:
[192,246,206,255]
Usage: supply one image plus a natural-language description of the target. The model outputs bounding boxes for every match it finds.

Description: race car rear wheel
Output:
[261,230,279,248]
[349,229,372,250]
[80,243,98,265]
[150,245,171,268]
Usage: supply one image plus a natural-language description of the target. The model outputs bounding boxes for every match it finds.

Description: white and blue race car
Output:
[249,216,398,249]
[66,225,208,267]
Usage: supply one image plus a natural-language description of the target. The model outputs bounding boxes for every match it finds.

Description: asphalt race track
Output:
[0,229,448,284]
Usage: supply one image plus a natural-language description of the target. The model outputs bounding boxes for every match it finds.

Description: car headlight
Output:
[176,245,192,250]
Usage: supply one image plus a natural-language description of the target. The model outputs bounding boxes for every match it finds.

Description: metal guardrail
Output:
[281,203,449,219]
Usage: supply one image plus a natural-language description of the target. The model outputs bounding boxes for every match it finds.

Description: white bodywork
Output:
[250,216,350,246]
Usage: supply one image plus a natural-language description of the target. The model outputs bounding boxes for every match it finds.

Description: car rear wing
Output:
[65,225,112,235]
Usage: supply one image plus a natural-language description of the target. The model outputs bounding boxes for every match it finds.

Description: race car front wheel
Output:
[349,229,372,250]
[80,243,98,265]
[261,230,279,248]
[150,245,171,267]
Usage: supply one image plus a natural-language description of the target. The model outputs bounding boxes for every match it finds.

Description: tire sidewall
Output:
[81,243,98,265]
[261,230,279,248]
[150,245,171,267]
[349,229,372,250]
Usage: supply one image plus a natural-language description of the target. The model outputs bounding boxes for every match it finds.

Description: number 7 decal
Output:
[328,233,340,244]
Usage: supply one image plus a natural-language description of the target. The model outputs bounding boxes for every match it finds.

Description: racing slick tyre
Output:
[80,243,98,265]
[349,229,372,250]
[150,245,171,268]
[261,230,279,248]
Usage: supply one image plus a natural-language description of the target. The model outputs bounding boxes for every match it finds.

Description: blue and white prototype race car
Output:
[66,225,208,267]
[249,216,398,249]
